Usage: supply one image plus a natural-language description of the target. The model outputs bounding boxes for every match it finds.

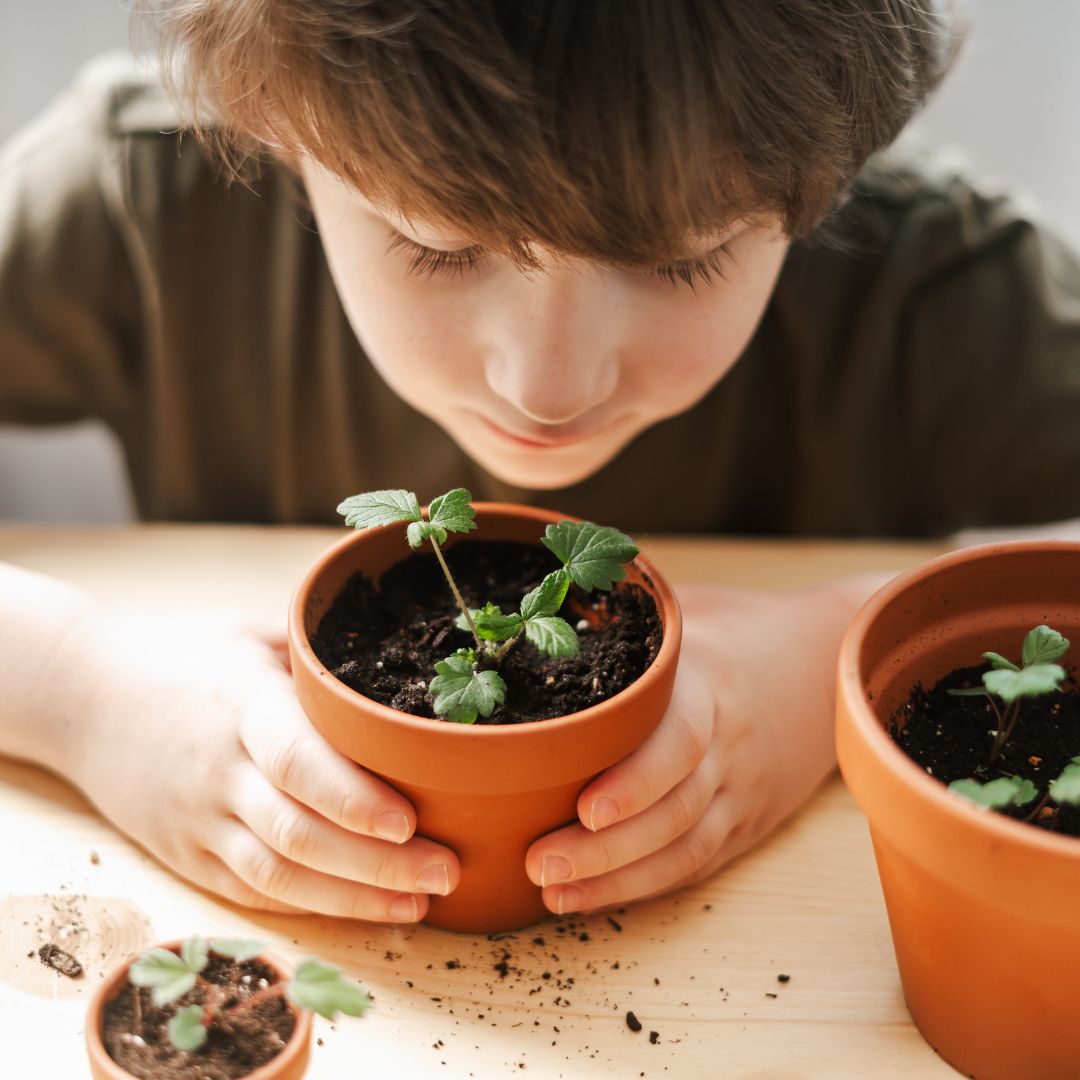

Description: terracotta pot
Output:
[85,940,312,1080]
[837,540,1080,1080]
[289,503,682,933]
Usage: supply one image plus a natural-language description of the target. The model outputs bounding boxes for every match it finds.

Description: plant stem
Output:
[987,698,1007,763]
[221,981,286,1019]
[429,539,482,649]
[493,626,525,663]
[991,700,1021,763]
[1023,790,1052,824]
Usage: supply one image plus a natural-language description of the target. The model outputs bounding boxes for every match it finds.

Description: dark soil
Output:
[892,665,1080,836]
[102,953,296,1080]
[310,540,662,724]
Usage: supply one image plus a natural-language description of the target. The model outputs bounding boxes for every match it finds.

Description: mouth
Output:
[478,416,596,449]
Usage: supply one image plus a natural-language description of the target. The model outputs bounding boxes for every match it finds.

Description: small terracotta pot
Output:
[289,503,682,933]
[837,540,1080,1080]
[85,940,312,1080]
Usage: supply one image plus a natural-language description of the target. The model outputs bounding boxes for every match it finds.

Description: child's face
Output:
[300,160,789,490]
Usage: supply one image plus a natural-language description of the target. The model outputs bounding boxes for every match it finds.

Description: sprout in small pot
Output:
[86,937,369,1080]
[892,624,1080,833]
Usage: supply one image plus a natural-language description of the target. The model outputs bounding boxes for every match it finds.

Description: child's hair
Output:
[153,0,959,267]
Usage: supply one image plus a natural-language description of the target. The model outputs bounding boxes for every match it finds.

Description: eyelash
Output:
[386,232,735,290]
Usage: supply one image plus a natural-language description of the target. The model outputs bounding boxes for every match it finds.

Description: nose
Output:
[482,266,620,425]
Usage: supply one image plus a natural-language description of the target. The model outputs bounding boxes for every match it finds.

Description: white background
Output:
[1,0,1078,521]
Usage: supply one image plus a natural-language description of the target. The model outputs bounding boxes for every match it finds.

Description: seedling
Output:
[945,625,1080,820]
[336,488,639,722]
[128,937,370,1052]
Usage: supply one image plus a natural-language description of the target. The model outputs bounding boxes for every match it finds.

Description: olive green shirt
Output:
[3,58,1079,536]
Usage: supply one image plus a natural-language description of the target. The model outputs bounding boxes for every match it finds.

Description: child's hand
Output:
[56,609,459,921]
[525,578,886,913]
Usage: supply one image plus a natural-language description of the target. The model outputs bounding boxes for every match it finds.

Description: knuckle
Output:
[675,827,713,882]
[263,733,307,793]
[365,846,399,891]
[267,803,314,862]
[665,781,702,837]
[245,845,297,899]
[675,704,713,765]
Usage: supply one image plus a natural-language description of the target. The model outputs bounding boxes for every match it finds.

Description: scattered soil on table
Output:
[103,953,295,1080]
[310,539,662,724]
[892,665,1080,835]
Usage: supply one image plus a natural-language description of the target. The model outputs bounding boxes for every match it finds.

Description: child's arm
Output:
[0,561,457,921]
[525,572,891,913]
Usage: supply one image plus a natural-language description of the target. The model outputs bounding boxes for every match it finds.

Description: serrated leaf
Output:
[430,656,506,723]
[407,520,447,549]
[473,606,523,642]
[1051,758,1080,805]
[983,651,1020,672]
[949,776,1038,810]
[180,937,208,974]
[427,488,477,535]
[520,570,570,620]
[168,1005,207,1051]
[1022,625,1070,667]
[337,490,421,530]
[129,949,198,1007]
[542,522,639,592]
[984,663,1065,702]
[210,939,266,961]
[288,958,372,1021]
[524,616,580,658]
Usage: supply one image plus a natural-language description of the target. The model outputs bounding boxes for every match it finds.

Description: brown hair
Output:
[154,0,959,267]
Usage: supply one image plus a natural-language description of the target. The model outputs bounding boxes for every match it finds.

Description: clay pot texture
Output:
[289,503,682,933]
[837,541,1080,1080]
[85,941,312,1080]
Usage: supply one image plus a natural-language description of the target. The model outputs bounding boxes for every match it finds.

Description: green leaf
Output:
[524,616,580,658]
[949,776,1038,810]
[542,522,639,593]
[1050,757,1080,805]
[407,520,447,549]
[168,1005,208,1051]
[209,939,265,961]
[288,959,373,1021]
[337,490,422,530]
[520,570,570,620]
[180,937,208,974]
[427,488,477,536]
[472,605,523,642]
[129,949,199,1007]
[947,687,992,698]
[1022,625,1070,667]
[429,655,506,723]
[983,651,1020,672]
[984,663,1065,702]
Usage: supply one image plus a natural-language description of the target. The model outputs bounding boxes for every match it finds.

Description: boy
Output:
[1,1,1078,924]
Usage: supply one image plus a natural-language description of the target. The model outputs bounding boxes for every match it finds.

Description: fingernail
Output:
[389,893,419,922]
[589,796,620,831]
[540,855,571,887]
[554,885,585,916]
[415,864,451,895]
[373,812,410,844]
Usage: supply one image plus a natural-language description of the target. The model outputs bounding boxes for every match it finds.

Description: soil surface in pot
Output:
[310,539,662,724]
[102,953,296,1080]
[892,665,1080,835]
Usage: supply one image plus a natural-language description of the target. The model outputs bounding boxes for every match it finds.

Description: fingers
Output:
[238,683,421,844]
[210,821,431,923]
[526,759,718,887]
[539,792,737,915]
[574,664,715,832]
[190,849,308,915]
[228,768,459,896]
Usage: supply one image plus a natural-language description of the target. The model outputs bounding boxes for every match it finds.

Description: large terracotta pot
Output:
[85,941,312,1080]
[289,503,682,933]
[836,540,1080,1080]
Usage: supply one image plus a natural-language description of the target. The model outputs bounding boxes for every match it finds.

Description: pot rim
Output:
[84,938,313,1080]
[838,537,1080,860]
[288,501,683,739]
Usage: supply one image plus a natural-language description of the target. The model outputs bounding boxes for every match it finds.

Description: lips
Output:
[478,416,593,449]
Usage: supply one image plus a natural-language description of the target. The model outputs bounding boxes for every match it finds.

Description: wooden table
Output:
[0,525,958,1079]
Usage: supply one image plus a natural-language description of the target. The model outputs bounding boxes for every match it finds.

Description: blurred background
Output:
[1,0,1078,521]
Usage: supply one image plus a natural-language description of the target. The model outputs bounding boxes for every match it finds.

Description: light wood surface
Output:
[0,525,956,1079]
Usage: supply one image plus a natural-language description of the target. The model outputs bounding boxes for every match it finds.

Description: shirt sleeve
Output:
[898,194,1080,534]
[0,62,141,428]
